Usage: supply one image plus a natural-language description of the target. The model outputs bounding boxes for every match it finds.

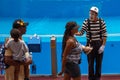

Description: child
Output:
[5,28,31,80]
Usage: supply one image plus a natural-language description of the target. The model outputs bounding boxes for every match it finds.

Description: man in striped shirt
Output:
[76,6,107,80]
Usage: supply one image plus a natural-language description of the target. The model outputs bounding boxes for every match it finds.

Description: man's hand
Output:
[98,45,105,54]
[25,57,32,64]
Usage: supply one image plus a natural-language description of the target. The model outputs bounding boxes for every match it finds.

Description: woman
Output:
[58,21,92,80]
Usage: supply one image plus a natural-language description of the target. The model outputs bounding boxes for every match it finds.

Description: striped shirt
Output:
[66,41,82,64]
[79,18,107,41]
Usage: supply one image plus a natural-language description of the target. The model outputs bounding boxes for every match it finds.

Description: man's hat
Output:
[13,19,29,28]
[90,6,99,14]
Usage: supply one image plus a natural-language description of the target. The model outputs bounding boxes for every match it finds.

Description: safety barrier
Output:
[0,33,120,76]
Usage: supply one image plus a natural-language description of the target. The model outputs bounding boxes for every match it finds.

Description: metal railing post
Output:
[50,36,57,78]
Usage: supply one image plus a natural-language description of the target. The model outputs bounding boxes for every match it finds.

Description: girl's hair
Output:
[10,29,20,42]
[61,21,78,58]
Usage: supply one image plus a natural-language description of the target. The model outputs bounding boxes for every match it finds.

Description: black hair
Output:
[61,21,78,58]
[10,29,20,42]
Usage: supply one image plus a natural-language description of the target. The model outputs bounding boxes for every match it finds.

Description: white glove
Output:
[98,45,105,54]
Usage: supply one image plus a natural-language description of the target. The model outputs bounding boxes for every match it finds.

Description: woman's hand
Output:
[58,71,63,76]
[83,46,93,54]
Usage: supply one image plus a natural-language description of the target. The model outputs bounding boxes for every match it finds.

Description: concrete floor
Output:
[0,74,120,80]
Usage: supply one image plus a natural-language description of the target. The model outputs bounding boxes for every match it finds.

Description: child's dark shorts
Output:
[64,62,81,78]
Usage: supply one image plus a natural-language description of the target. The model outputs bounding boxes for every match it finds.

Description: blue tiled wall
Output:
[0,0,120,18]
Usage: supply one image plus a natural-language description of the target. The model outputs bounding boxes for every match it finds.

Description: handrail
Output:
[0,33,120,38]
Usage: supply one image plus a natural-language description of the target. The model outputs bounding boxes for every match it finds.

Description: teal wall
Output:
[0,0,120,18]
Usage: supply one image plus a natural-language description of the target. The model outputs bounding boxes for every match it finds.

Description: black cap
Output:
[13,19,29,29]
